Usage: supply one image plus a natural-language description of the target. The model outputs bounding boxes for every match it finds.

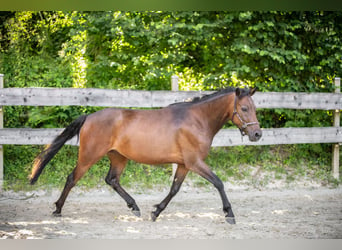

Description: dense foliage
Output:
[1,11,341,128]
[0,11,341,188]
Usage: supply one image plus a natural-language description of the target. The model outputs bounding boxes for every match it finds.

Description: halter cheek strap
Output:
[231,95,259,136]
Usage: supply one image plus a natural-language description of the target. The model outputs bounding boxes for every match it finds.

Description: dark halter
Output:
[231,94,259,136]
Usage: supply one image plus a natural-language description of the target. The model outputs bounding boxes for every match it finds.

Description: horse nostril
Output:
[255,130,262,139]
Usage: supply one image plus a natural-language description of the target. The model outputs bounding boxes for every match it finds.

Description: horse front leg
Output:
[151,164,188,221]
[106,151,140,217]
[105,167,141,217]
[187,159,236,224]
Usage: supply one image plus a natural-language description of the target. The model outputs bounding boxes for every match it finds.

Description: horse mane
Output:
[169,87,250,107]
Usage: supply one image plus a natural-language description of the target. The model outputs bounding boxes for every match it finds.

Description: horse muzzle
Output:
[247,128,262,142]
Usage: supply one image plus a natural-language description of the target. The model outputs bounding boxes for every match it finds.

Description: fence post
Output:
[171,75,179,177]
[332,77,340,179]
[0,74,3,190]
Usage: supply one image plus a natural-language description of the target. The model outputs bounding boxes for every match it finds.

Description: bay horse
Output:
[30,87,262,224]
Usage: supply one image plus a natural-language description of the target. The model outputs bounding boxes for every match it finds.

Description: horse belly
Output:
[115,130,181,165]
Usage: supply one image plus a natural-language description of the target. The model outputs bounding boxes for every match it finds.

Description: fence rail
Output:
[0,77,341,188]
[0,127,341,147]
[0,87,341,110]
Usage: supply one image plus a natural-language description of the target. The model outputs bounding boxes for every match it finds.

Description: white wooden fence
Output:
[0,74,341,189]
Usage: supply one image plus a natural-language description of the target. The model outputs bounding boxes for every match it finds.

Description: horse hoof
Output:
[52,211,62,217]
[132,209,141,217]
[151,212,157,222]
[226,217,236,224]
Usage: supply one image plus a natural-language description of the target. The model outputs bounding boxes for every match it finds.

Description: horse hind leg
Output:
[53,141,107,216]
[53,162,91,216]
[105,151,140,217]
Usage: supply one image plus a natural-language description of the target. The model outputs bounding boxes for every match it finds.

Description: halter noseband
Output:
[231,94,259,136]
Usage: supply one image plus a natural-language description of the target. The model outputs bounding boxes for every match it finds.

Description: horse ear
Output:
[235,88,241,97]
[249,87,257,96]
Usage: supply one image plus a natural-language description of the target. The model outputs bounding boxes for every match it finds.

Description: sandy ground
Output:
[1,182,342,239]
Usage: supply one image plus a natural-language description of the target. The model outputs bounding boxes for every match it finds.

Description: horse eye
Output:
[241,106,248,112]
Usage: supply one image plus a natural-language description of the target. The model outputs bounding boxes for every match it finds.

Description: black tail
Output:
[30,115,87,185]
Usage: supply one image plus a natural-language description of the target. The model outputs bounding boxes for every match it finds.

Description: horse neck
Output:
[192,93,234,136]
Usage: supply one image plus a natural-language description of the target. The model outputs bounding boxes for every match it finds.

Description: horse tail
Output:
[29,115,88,185]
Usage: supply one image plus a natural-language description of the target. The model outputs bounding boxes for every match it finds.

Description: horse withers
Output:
[30,87,262,224]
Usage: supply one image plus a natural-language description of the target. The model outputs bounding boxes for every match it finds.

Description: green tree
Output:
[1,11,341,129]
